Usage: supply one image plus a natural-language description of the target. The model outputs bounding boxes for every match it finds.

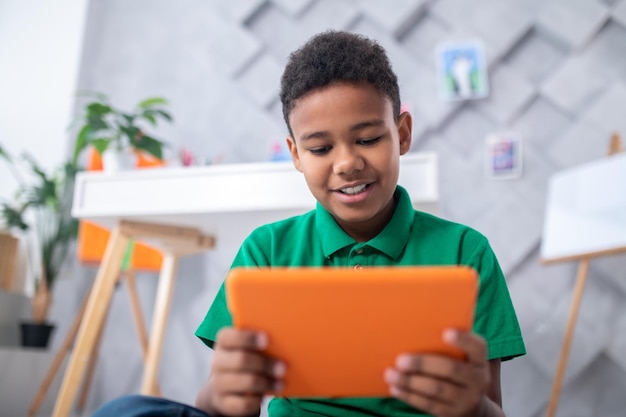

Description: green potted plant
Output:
[73,92,173,172]
[0,143,79,348]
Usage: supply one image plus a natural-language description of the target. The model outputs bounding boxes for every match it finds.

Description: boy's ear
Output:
[397,111,413,155]
[286,136,303,172]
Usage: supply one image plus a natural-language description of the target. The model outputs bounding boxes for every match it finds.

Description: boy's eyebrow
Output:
[299,119,386,141]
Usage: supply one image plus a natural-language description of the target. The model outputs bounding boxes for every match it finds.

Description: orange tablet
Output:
[225,266,478,398]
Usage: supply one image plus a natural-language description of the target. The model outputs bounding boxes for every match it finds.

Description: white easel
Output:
[544,133,625,417]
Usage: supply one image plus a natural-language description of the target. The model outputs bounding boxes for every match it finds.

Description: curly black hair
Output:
[279,30,401,137]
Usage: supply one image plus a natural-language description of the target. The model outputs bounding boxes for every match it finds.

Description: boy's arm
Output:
[486,359,502,406]
[478,359,505,417]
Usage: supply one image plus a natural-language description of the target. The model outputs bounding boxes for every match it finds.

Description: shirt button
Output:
[355,248,364,255]
[353,264,363,270]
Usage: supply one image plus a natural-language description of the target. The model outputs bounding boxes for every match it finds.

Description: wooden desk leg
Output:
[52,227,129,417]
[545,258,590,417]
[77,278,115,413]
[140,253,178,395]
[126,269,161,396]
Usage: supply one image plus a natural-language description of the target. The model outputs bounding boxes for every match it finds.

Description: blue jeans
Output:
[92,395,211,417]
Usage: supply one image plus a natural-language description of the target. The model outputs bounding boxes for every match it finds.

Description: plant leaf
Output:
[133,135,163,160]
[76,90,109,101]
[0,203,29,230]
[154,109,173,122]
[142,112,157,126]
[73,125,90,164]
[138,97,168,109]
[91,138,111,154]
[86,116,109,131]
[0,143,12,162]
[86,102,112,117]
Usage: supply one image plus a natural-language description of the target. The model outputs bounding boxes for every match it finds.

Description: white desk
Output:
[72,153,439,234]
[52,153,438,417]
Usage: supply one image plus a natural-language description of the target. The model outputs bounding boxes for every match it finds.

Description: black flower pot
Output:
[20,322,55,348]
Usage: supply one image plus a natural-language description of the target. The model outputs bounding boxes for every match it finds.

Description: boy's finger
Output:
[395,354,471,385]
[215,393,264,417]
[216,371,281,394]
[443,329,487,365]
[384,368,456,403]
[215,327,268,350]
[213,349,285,378]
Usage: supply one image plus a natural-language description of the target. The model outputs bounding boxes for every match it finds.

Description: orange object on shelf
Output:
[77,149,163,271]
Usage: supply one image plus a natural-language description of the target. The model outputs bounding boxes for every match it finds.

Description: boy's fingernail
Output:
[396,355,412,370]
[256,333,269,349]
[384,368,399,384]
[443,329,457,343]
[273,361,286,377]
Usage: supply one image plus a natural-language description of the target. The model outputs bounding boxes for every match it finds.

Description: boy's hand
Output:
[206,327,285,416]
[384,330,491,417]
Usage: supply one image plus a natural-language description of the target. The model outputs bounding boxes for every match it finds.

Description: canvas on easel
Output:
[541,133,626,417]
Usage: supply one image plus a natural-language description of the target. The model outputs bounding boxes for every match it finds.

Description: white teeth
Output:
[341,184,367,195]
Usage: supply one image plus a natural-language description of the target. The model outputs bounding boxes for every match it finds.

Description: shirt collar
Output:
[315,185,415,259]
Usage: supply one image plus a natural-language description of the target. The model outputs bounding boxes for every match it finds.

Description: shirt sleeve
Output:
[194,228,271,348]
[465,234,526,361]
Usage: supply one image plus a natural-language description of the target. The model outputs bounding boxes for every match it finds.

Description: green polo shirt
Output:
[195,186,525,417]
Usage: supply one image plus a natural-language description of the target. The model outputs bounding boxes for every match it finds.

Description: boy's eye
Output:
[358,136,382,146]
[309,146,332,155]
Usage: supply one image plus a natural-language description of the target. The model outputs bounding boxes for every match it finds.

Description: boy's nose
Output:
[333,148,364,175]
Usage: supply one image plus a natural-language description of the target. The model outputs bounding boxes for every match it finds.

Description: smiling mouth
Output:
[338,183,370,195]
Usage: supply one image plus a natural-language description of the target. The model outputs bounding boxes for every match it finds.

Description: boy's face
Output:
[286,82,412,241]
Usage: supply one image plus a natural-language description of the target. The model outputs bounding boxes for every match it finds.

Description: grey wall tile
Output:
[594,253,626,296]
[298,0,361,33]
[400,11,451,65]
[540,55,611,115]
[246,2,314,62]
[535,0,609,50]
[475,63,537,124]
[272,0,316,17]
[510,97,573,152]
[471,184,544,275]
[236,54,283,108]
[401,61,462,129]
[606,312,626,370]
[501,355,550,417]
[525,276,618,384]
[579,20,626,81]
[614,0,626,25]
[503,29,569,86]
[588,355,626,417]
[212,0,266,23]
[357,0,429,37]
[584,81,626,135]
[548,120,613,168]
[205,13,263,77]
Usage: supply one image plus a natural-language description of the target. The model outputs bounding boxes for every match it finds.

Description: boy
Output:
[94,30,525,417]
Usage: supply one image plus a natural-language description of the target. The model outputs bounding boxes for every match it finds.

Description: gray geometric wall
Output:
[48,1,626,416]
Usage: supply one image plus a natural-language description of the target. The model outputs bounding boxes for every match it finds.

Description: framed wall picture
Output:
[484,132,523,180]
[436,39,489,102]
